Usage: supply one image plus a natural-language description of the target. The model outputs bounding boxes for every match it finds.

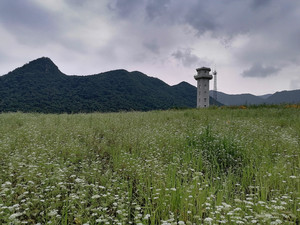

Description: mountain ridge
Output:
[210,89,300,106]
[5,57,63,77]
[0,57,221,113]
[1,57,298,113]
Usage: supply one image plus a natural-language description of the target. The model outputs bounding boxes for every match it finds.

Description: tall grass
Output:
[0,107,299,224]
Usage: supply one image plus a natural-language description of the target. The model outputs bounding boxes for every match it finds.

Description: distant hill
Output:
[265,90,300,104]
[0,57,221,113]
[210,91,264,105]
[210,90,300,106]
[258,94,272,99]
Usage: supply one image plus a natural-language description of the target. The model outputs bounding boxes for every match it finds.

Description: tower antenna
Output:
[213,69,217,102]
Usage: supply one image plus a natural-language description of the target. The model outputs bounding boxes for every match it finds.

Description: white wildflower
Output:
[13,204,20,208]
[9,212,22,220]
[204,217,213,223]
[2,181,12,187]
[270,219,282,225]
[48,210,58,217]
[91,195,101,199]
[75,178,84,183]
[222,203,231,210]
[244,200,254,205]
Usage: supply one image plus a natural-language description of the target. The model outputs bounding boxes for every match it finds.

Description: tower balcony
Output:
[194,67,213,80]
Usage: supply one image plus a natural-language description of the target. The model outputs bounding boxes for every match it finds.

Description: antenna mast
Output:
[213,70,217,101]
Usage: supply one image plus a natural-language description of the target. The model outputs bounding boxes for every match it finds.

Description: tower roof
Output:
[196,67,211,72]
[194,67,213,80]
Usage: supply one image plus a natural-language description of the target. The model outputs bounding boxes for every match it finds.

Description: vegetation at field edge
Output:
[0,107,299,224]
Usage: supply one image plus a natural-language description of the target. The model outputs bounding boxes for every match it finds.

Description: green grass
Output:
[0,107,299,224]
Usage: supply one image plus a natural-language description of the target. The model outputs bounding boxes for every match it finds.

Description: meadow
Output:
[0,107,299,224]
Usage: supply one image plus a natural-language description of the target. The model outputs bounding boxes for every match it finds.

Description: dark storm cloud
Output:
[64,0,85,7]
[183,1,218,35]
[145,0,171,20]
[0,0,299,91]
[107,0,300,80]
[0,1,60,44]
[108,0,284,40]
[172,49,207,68]
[242,63,281,78]
[109,0,144,18]
[143,40,160,54]
[251,0,271,9]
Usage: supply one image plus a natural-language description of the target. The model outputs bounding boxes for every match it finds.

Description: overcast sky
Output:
[0,0,299,95]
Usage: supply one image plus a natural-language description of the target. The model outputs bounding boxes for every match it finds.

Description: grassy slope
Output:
[0,107,299,224]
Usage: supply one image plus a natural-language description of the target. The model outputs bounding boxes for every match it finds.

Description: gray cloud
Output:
[108,0,144,19]
[172,49,208,68]
[0,51,11,64]
[183,1,218,35]
[0,1,60,44]
[64,0,86,7]
[251,0,271,9]
[242,63,281,78]
[143,40,160,54]
[290,78,300,90]
[145,0,171,20]
[109,0,173,21]
[1,0,300,94]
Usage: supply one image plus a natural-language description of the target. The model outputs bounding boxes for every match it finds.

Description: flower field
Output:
[0,107,299,224]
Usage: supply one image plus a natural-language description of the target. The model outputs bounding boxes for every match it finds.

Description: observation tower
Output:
[194,67,213,108]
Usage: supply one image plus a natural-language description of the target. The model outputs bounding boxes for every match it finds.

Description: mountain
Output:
[210,90,300,106]
[171,81,220,107]
[258,94,272,99]
[265,90,300,104]
[210,90,265,105]
[0,57,221,113]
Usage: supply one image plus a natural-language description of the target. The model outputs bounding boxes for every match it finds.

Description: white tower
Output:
[194,67,213,108]
[213,70,217,101]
